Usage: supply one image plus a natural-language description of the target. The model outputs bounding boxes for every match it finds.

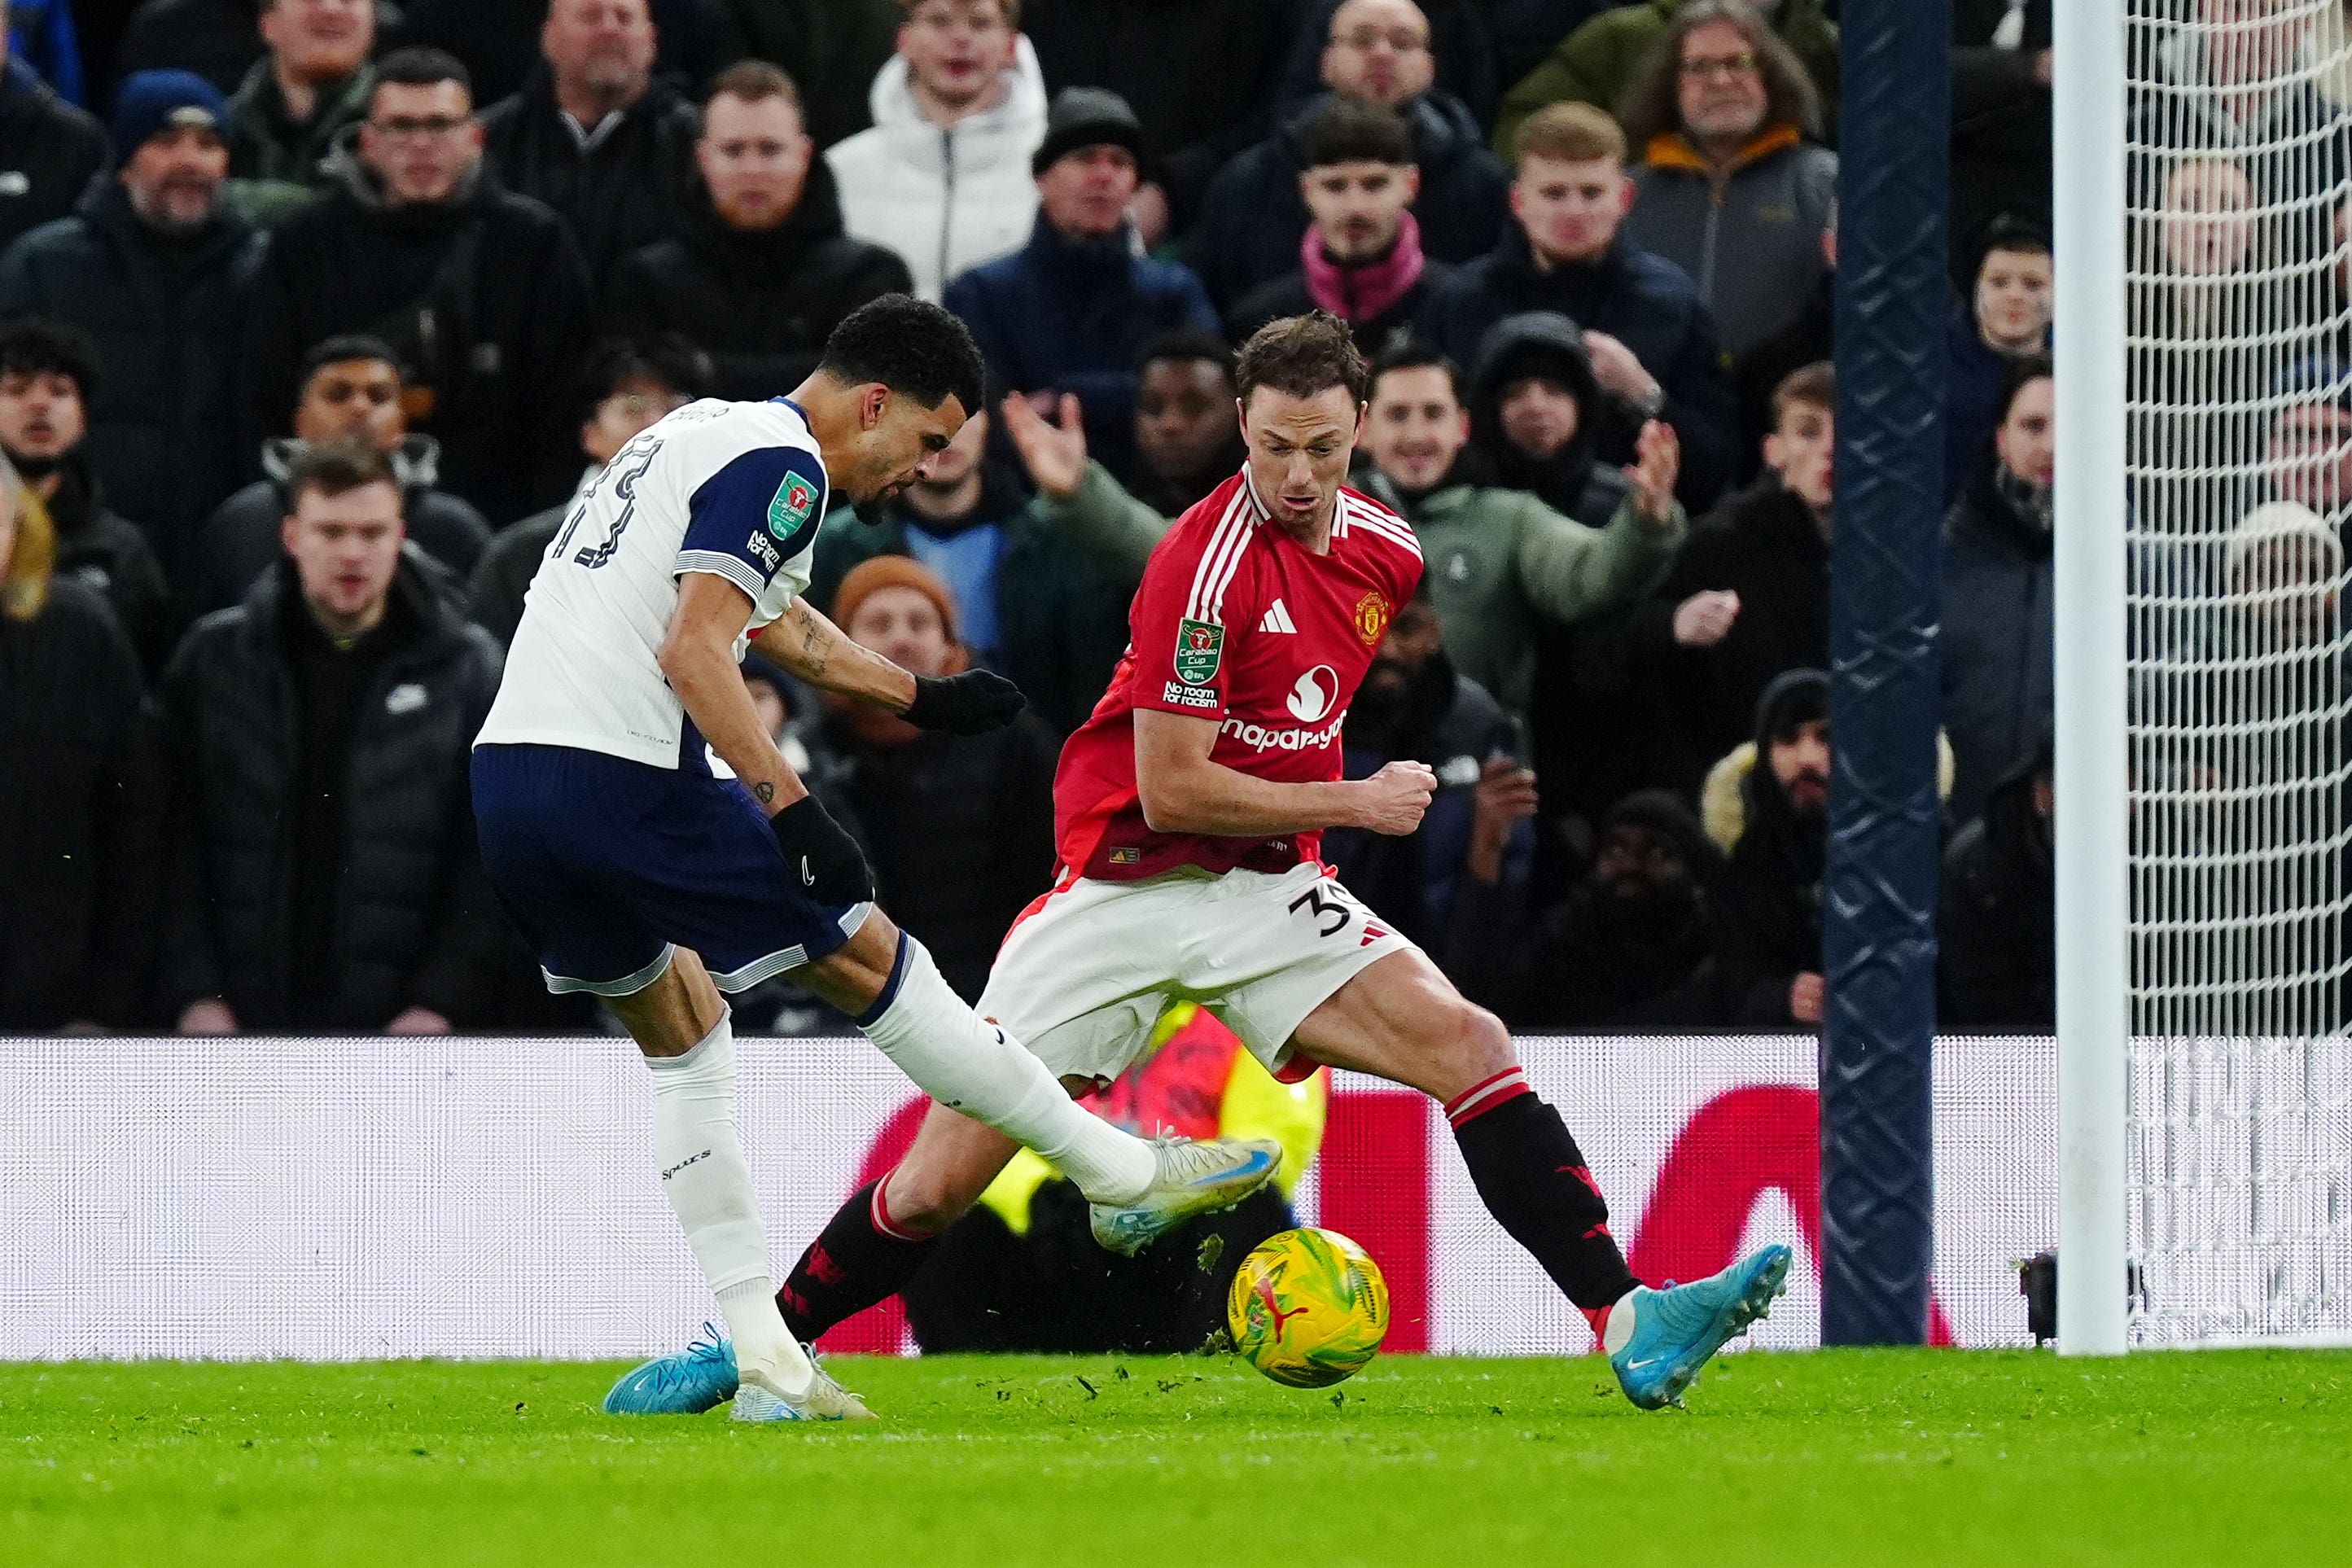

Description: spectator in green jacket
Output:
[1490,0,1841,162]
[1354,336,1683,713]
[226,0,377,188]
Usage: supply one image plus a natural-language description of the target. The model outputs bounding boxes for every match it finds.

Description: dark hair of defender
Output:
[1234,312,1371,409]
[817,294,988,419]
[286,436,399,505]
[0,318,99,398]
[1299,97,1413,170]
[1369,338,1464,404]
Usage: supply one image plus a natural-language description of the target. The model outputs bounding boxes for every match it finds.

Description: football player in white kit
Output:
[471,297,1281,1423]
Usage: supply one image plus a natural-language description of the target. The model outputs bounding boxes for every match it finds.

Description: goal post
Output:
[2061,0,2352,1351]
[2054,0,2132,1359]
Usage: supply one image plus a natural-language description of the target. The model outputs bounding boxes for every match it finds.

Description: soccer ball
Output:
[1225,1227,1390,1388]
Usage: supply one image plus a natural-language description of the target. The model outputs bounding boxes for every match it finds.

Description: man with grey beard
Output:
[0,70,258,579]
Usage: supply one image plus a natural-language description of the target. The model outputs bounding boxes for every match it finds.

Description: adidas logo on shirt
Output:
[1259,599,1298,634]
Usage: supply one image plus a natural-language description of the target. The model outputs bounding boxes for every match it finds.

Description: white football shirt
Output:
[476,396,830,769]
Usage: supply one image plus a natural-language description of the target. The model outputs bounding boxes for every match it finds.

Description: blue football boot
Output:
[602,1323,739,1416]
[1608,1244,1793,1410]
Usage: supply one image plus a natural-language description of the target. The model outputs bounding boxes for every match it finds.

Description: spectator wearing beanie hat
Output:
[822,554,1060,1002]
[944,85,1217,487]
[0,68,256,575]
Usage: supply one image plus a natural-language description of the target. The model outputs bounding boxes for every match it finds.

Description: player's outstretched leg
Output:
[607,952,872,1422]
[778,1102,1020,1342]
[1292,948,1787,1409]
[805,919,1283,1239]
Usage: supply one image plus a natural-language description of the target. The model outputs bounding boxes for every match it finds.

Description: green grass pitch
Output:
[4,1350,2346,1566]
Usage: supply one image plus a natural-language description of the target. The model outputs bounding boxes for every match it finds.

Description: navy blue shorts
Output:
[471,742,869,996]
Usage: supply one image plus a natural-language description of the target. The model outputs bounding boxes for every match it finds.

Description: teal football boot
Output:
[1609,1244,1793,1410]
[602,1323,738,1416]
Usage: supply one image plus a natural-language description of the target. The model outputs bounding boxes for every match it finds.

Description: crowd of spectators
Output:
[0,0,2167,1045]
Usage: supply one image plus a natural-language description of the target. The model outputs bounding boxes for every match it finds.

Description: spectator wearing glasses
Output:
[1491,0,1841,160]
[467,333,713,648]
[225,0,377,188]
[239,48,597,528]
[0,451,164,1034]
[194,335,495,615]
[1268,0,1504,128]
[1617,2,1835,362]
[1187,0,1509,314]
[480,0,703,289]
[604,61,914,401]
[823,0,1049,304]
[0,70,256,570]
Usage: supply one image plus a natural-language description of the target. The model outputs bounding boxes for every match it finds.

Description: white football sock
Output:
[646,1012,811,1394]
[856,934,1154,1204]
[1601,1290,1641,1355]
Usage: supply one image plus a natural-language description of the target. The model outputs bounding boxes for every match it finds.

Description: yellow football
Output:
[1225,1226,1390,1388]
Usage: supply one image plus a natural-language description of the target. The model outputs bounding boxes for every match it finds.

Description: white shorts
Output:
[976,861,1417,1088]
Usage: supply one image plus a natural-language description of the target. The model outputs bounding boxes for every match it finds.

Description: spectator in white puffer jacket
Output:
[824,0,1048,302]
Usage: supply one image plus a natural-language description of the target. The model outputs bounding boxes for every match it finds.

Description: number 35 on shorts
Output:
[1288,879,1389,946]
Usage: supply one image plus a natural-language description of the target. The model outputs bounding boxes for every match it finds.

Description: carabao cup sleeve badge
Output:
[768,472,821,541]
[1174,617,1225,685]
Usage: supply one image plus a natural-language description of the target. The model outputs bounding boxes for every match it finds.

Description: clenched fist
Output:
[1351,760,1438,836]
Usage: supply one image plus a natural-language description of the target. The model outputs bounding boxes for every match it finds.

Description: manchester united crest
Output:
[1351,593,1391,646]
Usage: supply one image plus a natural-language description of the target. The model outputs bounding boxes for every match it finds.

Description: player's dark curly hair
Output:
[817,294,988,418]
[1234,312,1369,409]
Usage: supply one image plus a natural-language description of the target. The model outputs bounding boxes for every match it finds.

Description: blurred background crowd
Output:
[30,0,2327,1071]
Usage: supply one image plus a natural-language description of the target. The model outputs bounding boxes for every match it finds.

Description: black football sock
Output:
[1447,1070,1642,1337]
[775,1177,939,1342]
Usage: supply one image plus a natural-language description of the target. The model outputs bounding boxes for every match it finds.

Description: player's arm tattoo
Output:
[752,600,918,712]
[758,599,831,679]
[752,782,776,805]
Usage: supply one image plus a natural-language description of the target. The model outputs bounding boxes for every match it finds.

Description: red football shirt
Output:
[1054,469,1425,881]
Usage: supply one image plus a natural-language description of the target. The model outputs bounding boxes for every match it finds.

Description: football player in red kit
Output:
[613,314,1789,1415]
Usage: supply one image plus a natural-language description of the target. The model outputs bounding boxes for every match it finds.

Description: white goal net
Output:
[2122,0,2352,1344]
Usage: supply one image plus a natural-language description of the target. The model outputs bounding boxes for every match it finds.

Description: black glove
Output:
[769,795,874,907]
[902,668,1027,734]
